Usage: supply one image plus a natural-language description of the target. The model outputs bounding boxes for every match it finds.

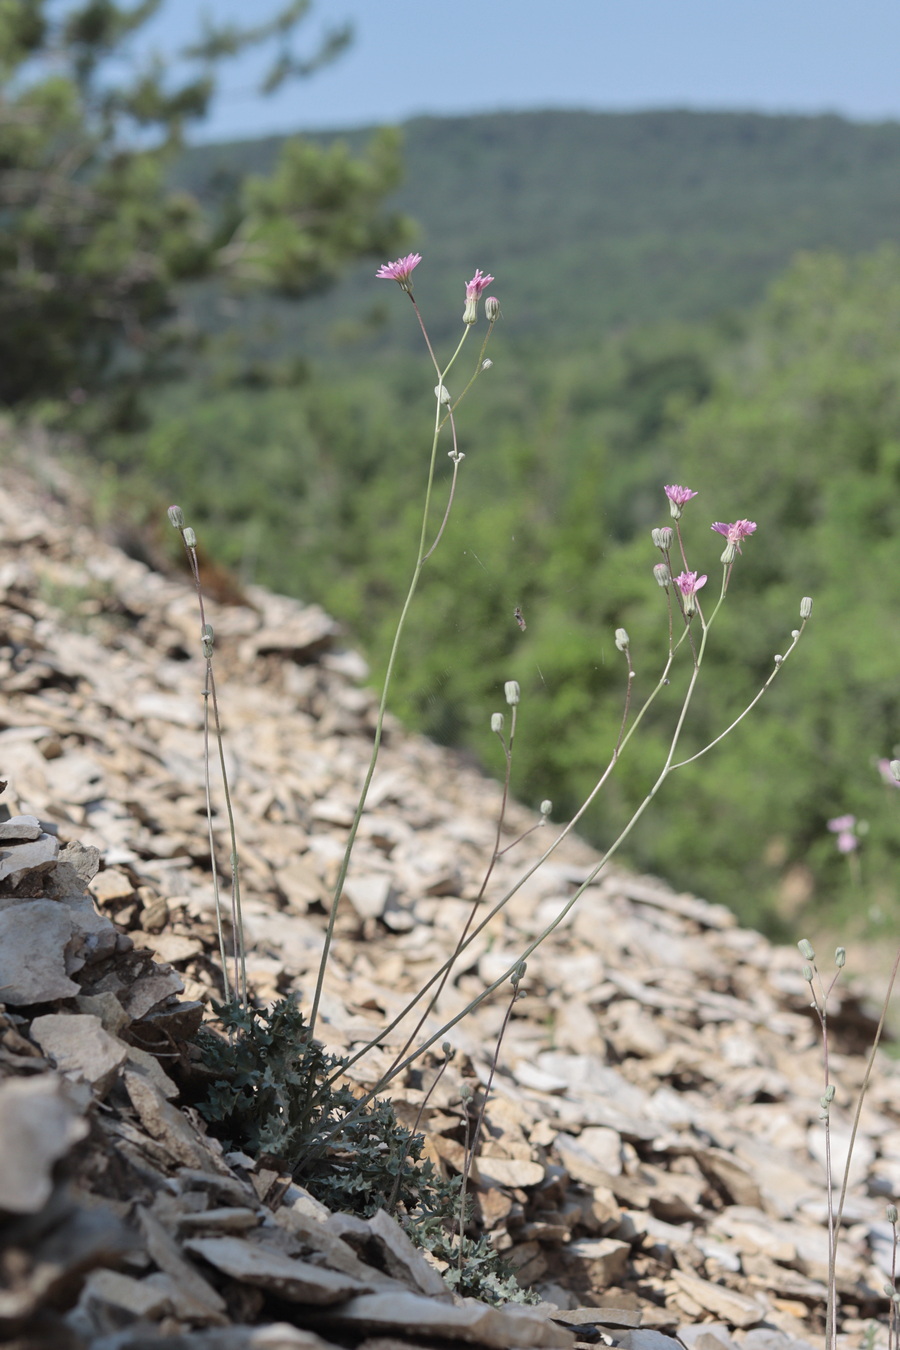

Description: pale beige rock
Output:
[30,1011,127,1097]
[670,1270,767,1327]
[89,867,136,903]
[81,1266,173,1319]
[0,1073,89,1212]
[562,1237,631,1285]
[137,1205,228,1323]
[124,1070,214,1169]
[319,1289,575,1347]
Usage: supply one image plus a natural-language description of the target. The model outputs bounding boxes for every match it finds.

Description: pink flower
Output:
[376,253,422,293]
[463,269,495,323]
[828,814,856,834]
[673,569,707,615]
[674,570,707,599]
[664,484,698,519]
[465,269,494,299]
[665,484,698,506]
[711,519,757,552]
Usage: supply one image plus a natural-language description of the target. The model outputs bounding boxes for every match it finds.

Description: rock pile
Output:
[0,464,898,1350]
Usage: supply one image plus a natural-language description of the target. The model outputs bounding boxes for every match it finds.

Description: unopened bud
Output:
[803,963,813,982]
[791,629,800,639]
[491,712,504,734]
[798,939,815,961]
[512,960,526,985]
[891,760,900,783]
[653,563,671,588]
[481,359,493,370]
[201,623,214,659]
[485,296,501,322]
[504,680,520,706]
[167,505,185,529]
[800,596,813,619]
[652,527,674,552]
[540,799,552,817]
[821,1084,836,1108]
[615,627,630,651]
[442,1040,453,1057]
[182,526,197,549]
[835,947,846,968]
[434,383,451,404]
[887,1204,898,1224]
[774,654,783,666]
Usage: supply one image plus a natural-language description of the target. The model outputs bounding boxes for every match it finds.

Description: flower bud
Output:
[800,596,813,619]
[798,939,815,961]
[182,526,197,548]
[504,680,520,706]
[167,505,185,530]
[653,563,671,588]
[835,947,846,968]
[434,383,451,404]
[511,960,526,986]
[891,760,900,783]
[803,963,813,983]
[791,629,800,639]
[485,296,501,322]
[887,1204,898,1224]
[820,1084,836,1108]
[774,654,783,666]
[615,627,630,651]
[491,712,504,734]
[481,359,493,370]
[442,1040,453,1057]
[651,527,673,552]
[201,623,214,659]
[540,799,552,817]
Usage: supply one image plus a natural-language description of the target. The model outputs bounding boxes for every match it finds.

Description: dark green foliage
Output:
[0,1,408,422]
[194,999,535,1304]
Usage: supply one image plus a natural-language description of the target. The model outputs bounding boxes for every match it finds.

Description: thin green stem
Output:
[307,323,473,1041]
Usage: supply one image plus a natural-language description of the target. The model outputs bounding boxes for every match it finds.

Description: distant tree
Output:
[0,0,409,423]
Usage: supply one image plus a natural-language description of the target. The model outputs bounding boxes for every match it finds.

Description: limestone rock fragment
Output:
[0,1074,89,1212]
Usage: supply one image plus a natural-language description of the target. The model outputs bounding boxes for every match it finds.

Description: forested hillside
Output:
[38,110,900,933]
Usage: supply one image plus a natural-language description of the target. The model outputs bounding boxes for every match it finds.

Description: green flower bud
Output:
[802,964,813,983]
[167,505,185,529]
[491,712,504,734]
[798,939,815,961]
[434,383,451,404]
[653,563,671,587]
[485,296,501,322]
[821,1084,836,1108]
[615,627,630,651]
[540,799,552,817]
[835,947,846,968]
[652,527,674,552]
[887,1204,898,1224]
[504,680,520,706]
[800,596,813,619]
[182,526,197,549]
[891,760,900,783]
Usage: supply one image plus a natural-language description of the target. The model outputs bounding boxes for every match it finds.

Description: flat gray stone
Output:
[0,832,59,886]
[0,899,79,1003]
[0,1074,89,1212]
[184,1235,372,1304]
[0,814,41,842]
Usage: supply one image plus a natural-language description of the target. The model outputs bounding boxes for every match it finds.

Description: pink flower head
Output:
[463,269,495,324]
[711,519,757,552]
[827,814,856,834]
[466,269,494,299]
[376,252,422,293]
[673,569,707,615]
[674,570,707,599]
[664,484,698,519]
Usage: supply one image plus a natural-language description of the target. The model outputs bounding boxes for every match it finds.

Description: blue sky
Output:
[139,0,900,142]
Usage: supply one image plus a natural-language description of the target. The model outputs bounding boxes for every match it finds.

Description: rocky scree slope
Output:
[0,467,898,1350]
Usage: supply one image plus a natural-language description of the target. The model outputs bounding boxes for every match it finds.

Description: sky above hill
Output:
[142,0,900,141]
